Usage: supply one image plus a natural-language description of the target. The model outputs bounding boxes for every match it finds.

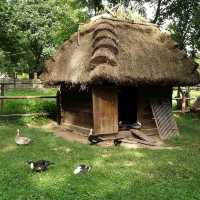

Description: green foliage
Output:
[52,0,88,46]
[12,0,62,73]
[0,113,200,199]
[0,0,20,72]
[0,0,87,74]
[163,0,200,57]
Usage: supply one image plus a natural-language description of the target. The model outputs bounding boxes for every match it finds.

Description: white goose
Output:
[15,129,31,145]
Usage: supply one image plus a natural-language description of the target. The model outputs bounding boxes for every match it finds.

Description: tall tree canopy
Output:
[0,0,87,75]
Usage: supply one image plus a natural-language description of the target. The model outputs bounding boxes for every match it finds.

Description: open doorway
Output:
[118,87,138,128]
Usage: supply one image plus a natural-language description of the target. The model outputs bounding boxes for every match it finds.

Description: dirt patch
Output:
[28,121,89,144]
[28,121,178,150]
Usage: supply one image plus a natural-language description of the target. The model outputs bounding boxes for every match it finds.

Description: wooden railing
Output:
[0,83,61,124]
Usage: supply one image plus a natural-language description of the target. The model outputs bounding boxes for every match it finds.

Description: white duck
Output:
[15,129,31,145]
[73,164,91,175]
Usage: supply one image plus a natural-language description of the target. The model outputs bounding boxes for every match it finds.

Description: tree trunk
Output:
[152,0,162,24]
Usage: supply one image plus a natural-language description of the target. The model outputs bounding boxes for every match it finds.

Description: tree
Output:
[105,0,199,58]
[52,0,88,46]
[152,0,200,58]
[0,0,87,76]
[11,0,58,76]
[0,0,21,73]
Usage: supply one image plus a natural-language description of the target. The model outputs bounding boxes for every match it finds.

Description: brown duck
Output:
[15,129,31,145]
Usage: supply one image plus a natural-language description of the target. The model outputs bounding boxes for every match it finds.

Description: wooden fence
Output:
[172,86,200,112]
[0,82,61,124]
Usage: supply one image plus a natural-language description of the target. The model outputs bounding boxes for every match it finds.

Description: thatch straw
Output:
[92,38,119,55]
[90,47,117,66]
[41,18,200,86]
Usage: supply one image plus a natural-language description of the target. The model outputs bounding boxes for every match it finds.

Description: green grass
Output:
[0,113,200,200]
[0,88,57,124]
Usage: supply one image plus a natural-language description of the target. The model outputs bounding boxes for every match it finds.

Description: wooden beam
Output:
[0,113,53,117]
[56,90,62,125]
[0,84,5,111]
[0,96,56,99]
[130,129,156,143]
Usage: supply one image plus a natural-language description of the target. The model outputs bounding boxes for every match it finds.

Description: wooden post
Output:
[92,86,118,135]
[34,72,37,80]
[187,86,190,107]
[56,90,62,125]
[176,86,182,109]
[14,72,17,89]
[137,90,144,124]
[0,84,5,111]
[181,95,187,112]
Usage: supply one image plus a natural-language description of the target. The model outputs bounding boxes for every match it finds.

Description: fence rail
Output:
[0,78,58,90]
[0,96,56,99]
[0,81,61,124]
[0,113,53,117]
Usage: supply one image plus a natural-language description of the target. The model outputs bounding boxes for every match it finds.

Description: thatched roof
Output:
[41,17,200,86]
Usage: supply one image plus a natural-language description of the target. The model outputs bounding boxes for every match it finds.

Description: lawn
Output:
[0,89,200,200]
[0,114,200,199]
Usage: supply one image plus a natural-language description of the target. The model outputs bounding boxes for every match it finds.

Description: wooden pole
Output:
[176,86,181,109]
[77,26,80,46]
[182,95,187,112]
[0,84,5,111]
[14,72,17,89]
[56,90,62,125]
[187,86,191,107]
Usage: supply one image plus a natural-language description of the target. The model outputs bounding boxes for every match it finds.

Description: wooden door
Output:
[92,86,118,134]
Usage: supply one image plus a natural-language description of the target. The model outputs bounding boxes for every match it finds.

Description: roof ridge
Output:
[93,17,158,27]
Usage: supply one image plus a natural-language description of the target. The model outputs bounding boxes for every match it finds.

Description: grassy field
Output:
[0,88,200,200]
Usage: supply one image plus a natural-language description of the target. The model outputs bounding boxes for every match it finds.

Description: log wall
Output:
[61,85,93,129]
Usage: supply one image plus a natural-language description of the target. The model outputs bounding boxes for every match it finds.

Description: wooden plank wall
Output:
[92,87,118,134]
[137,87,173,136]
[61,85,93,129]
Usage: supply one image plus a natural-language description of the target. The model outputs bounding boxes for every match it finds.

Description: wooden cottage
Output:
[41,18,200,140]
